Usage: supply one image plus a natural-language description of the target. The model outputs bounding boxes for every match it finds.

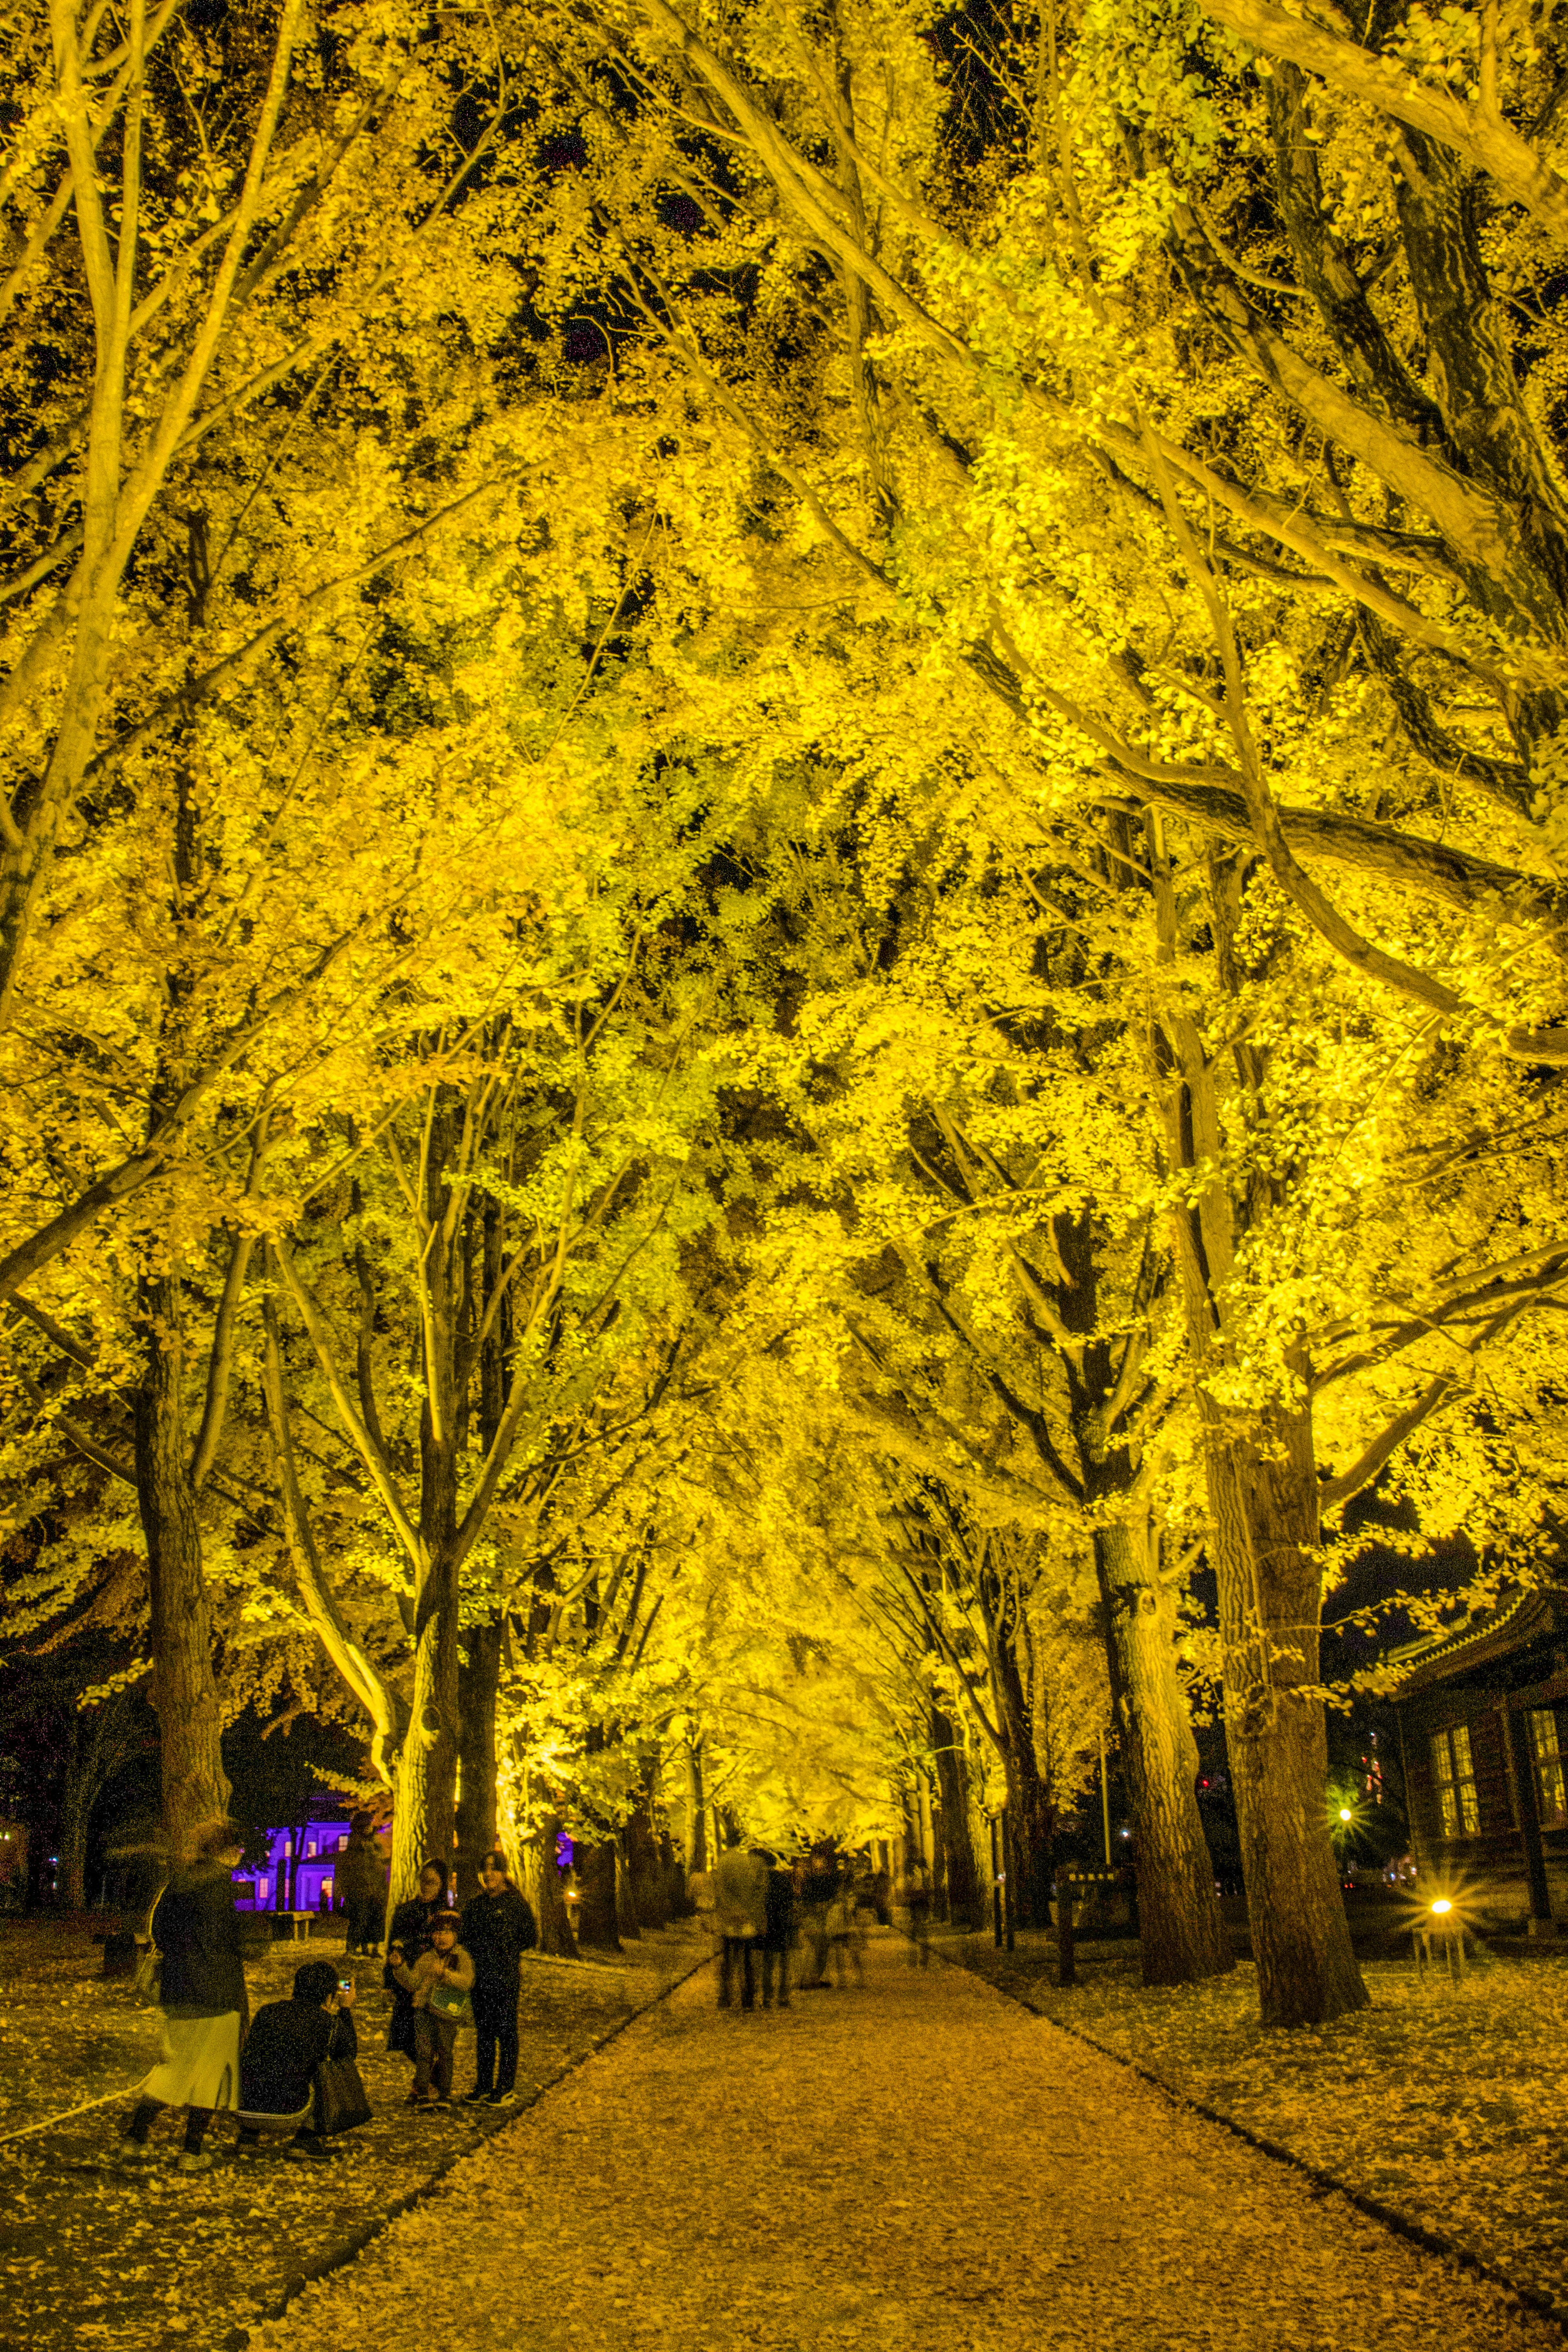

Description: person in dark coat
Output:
[461,1849,537,2107]
[236,1959,359,2161]
[337,1814,388,1956]
[760,1852,795,2011]
[117,1820,248,2174]
[383,1859,449,2072]
[797,1849,840,1989]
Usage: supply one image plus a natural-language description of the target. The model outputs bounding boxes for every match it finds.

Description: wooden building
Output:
[1390,1590,1568,1927]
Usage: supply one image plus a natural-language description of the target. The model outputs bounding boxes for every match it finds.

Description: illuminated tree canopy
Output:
[6,0,1568,2026]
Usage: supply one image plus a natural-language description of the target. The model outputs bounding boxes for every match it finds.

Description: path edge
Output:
[930,1938,1567,2340]
[230,1946,713,2348]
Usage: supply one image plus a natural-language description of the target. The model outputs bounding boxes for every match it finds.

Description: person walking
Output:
[461,1849,537,2108]
[712,1838,768,2010]
[116,1819,248,2175]
[384,1859,449,2076]
[338,1813,387,1956]
[760,1852,795,2011]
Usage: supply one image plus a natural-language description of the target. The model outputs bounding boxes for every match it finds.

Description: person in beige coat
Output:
[388,1909,474,2108]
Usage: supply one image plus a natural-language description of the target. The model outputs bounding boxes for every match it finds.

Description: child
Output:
[387,1908,473,2109]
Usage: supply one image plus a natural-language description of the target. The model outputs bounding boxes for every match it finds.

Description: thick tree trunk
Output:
[133,1285,230,1860]
[575,1837,622,1950]
[1206,1401,1368,2026]
[1152,858,1368,2026]
[931,1706,984,1928]
[626,1786,668,1929]
[995,1650,1054,1928]
[391,1549,460,1909]
[1096,1521,1232,1985]
[615,1835,642,1939]
[521,1813,576,1956]
[456,1617,502,1903]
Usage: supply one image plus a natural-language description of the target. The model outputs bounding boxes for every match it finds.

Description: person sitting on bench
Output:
[235,1959,357,2160]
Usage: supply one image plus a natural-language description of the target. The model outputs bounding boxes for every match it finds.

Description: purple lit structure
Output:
[232,1818,354,1915]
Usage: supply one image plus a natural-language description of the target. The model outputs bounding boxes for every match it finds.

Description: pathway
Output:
[260,1936,1557,2351]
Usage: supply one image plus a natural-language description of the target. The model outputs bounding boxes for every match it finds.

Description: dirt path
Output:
[259,1934,1557,2352]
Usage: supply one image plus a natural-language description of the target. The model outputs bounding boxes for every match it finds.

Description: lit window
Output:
[1529,1710,1567,1829]
[258,1880,269,1902]
[306,1842,317,1859]
[1431,1724,1481,1837]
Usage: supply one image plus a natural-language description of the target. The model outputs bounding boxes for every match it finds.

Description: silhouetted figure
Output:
[760,1854,795,2009]
[904,1853,932,1967]
[338,1813,388,1956]
[797,1849,840,1989]
[713,1840,768,2010]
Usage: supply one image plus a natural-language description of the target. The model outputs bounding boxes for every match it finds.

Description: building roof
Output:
[1387,1588,1565,1696]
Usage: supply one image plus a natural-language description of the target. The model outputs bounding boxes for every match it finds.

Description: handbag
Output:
[131,1944,162,2006]
[313,2055,372,2136]
[427,1978,474,2030]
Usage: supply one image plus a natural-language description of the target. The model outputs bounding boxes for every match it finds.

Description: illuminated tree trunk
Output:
[134,1282,230,1860]
[1096,1520,1233,1985]
[1153,853,1367,2026]
[931,1704,983,1926]
[1203,1400,1367,2026]
[456,1617,502,1902]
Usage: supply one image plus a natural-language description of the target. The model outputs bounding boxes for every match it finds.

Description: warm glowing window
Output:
[1529,1710,1567,1829]
[1431,1724,1481,1837]
[257,1879,269,1902]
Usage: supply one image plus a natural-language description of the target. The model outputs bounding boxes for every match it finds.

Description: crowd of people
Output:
[112,1820,926,2167]
[114,1819,538,2171]
[693,1842,920,2012]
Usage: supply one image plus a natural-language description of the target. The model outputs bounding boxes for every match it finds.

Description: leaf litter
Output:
[254,1931,1559,2352]
[944,1926,1568,2319]
[0,1914,699,2352]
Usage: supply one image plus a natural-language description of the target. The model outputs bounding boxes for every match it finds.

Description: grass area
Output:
[938,1924,1568,2316]
[0,1911,704,2352]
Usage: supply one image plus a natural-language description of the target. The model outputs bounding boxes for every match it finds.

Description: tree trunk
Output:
[615,1834,642,1938]
[626,1785,668,1929]
[1152,855,1368,2026]
[685,1738,708,1874]
[133,1282,230,1860]
[995,1649,1054,1928]
[59,1713,90,1910]
[1096,1520,1232,1985]
[1206,1401,1368,2025]
[931,1706,984,1928]
[521,1812,576,1956]
[456,1616,502,1903]
[391,1549,460,1909]
[575,1837,622,1950]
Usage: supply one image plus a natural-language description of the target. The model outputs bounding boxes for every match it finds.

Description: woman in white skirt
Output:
[118,1819,248,2174]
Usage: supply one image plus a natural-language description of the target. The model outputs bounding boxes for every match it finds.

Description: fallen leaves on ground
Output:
[255,1934,1556,2352]
[0,1915,699,2352]
[946,1927,1568,2315]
